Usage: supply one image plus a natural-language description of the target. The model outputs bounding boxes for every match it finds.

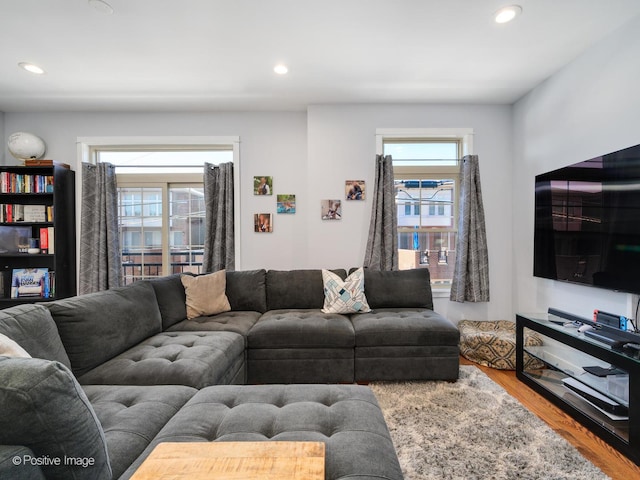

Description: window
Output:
[377,128,473,292]
[95,148,232,284]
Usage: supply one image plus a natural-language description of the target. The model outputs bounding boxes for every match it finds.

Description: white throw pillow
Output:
[322,268,371,314]
[181,270,231,319]
[0,332,31,358]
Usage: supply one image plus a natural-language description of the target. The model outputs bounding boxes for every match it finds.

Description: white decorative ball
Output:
[7,132,46,160]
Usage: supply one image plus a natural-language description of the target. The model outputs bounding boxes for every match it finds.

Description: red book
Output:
[39,227,48,254]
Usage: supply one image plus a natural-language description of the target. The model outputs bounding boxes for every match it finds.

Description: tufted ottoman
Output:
[122,384,404,480]
[459,320,544,370]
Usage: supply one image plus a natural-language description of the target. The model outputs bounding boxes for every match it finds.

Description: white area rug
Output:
[370,365,610,480]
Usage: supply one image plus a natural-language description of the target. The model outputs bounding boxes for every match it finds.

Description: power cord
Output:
[632,295,640,333]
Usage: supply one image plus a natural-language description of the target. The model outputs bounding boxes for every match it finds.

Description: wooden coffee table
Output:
[129,441,325,480]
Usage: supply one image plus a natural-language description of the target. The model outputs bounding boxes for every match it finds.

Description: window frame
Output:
[375,128,474,296]
[76,136,241,271]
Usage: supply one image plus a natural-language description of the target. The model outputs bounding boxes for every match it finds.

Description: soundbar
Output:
[547,308,593,325]
[584,329,628,348]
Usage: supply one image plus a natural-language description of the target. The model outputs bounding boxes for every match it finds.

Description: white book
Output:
[24,205,46,222]
[47,226,55,254]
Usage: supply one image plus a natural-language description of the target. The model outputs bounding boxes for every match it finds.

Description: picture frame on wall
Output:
[254,213,273,232]
[276,194,296,214]
[321,200,342,220]
[254,176,273,195]
[345,180,365,200]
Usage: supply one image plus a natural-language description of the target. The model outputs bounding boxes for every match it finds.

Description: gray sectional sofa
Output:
[0,267,460,480]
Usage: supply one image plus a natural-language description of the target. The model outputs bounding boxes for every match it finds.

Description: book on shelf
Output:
[11,267,50,298]
[47,226,55,254]
[23,205,47,222]
[39,227,49,254]
[0,172,54,193]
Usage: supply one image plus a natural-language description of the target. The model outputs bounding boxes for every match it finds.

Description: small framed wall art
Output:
[345,180,365,200]
[321,199,342,220]
[254,176,273,195]
[254,213,273,232]
[277,194,296,214]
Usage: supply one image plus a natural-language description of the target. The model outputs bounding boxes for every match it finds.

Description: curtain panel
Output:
[202,161,235,272]
[79,162,122,294]
[450,155,490,302]
[364,154,398,270]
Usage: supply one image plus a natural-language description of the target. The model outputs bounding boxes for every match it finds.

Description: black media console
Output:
[516,312,640,465]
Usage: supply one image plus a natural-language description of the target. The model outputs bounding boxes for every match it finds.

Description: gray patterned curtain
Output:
[364,154,398,270]
[79,162,122,294]
[450,155,490,302]
[202,162,234,272]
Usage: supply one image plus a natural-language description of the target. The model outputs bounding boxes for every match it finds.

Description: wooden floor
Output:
[460,357,640,480]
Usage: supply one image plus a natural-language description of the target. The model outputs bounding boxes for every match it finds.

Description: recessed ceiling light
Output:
[494,5,522,24]
[274,64,289,75]
[18,62,45,75]
[88,0,114,14]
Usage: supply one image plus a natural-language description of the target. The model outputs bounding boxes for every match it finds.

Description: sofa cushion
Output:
[351,308,459,347]
[0,304,70,367]
[166,310,262,338]
[226,269,267,312]
[0,357,111,480]
[45,281,163,377]
[266,269,347,310]
[76,331,245,389]
[148,273,190,330]
[322,268,371,314]
[121,384,403,480]
[83,384,196,479]
[360,268,434,309]
[181,270,231,319]
[248,309,355,348]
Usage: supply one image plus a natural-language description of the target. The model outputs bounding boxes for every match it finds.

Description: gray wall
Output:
[2,105,513,322]
[512,14,640,319]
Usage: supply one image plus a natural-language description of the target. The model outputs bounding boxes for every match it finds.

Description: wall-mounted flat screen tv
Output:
[534,143,640,294]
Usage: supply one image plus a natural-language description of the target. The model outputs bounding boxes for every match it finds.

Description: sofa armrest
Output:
[0,445,46,480]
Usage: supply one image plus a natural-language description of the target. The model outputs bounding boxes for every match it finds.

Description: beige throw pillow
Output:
[0,332,32,358]
[181,271,231,319]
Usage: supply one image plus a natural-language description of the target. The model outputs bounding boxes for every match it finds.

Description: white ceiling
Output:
[2,0,640,113]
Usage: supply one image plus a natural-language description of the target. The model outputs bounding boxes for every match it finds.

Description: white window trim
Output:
[375,128,474,298]
[76,135,242,270]
[375,128,474,156]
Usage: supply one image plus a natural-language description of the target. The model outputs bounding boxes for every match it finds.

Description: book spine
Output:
[47,226,55,254]
[40,227,49,254]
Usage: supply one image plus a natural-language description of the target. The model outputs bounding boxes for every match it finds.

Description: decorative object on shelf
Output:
[7,132,46,162]
[10,267,49,298]
[345,180,365,200]
[0,226,31,253]
[27,238,40,254]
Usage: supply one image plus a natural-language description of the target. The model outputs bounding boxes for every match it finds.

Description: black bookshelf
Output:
[0,165,76,307]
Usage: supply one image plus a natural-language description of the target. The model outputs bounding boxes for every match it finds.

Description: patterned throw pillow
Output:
[321,268,371,314]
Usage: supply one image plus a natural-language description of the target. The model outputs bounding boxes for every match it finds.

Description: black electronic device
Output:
[547,308,593,325]
[534,142,640,294]
[584,329,629,348]
[563,377,628,416]
[583,365,626,377]
[594,309,629,331]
